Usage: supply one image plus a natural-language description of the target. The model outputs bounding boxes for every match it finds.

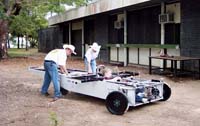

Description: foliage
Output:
[49,112,63,126]
[2,0,91,48]
[0,1,6,19]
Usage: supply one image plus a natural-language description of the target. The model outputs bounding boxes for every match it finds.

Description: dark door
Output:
[72,30,82,57]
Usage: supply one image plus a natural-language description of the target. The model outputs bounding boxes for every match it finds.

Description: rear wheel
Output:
[60,87,69,95]
[161,83,171,101]
[106,91,129,115]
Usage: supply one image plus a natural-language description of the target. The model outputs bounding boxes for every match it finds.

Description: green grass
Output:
[8,48,38,58]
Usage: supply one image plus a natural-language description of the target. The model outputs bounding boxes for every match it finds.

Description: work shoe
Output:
[51,95,64,102]
[41,92,50,97]
[52,97,59,102]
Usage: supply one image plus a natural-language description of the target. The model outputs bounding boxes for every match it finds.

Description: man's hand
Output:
[88,66,92,74]
[59,65,68,75]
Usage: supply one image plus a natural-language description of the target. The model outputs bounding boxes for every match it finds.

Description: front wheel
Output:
[106,91,129,115]
[160,83,171,101]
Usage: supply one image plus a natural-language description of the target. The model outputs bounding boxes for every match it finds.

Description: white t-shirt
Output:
[85,48,100,63]
[44,49,67,66]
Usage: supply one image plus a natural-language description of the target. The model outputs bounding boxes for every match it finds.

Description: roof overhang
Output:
[48,0,151,25]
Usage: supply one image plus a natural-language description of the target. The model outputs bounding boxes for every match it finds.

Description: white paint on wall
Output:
[110,47,118,61]
[149,48,180,68]
[110,47,124,62]
[167,48,180,56]
[139,48,149,65]
[129,48,138,64]
[151,48,162,66]
[167,48,180,68]
[118,47,124,62]
[110,47,180,67]
[166,3,180,23]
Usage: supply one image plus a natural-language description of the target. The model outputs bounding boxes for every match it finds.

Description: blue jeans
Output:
[41,61,61,98]
[84,58,96,74]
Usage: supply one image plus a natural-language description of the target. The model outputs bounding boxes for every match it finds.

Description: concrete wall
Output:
[109,3,181,66]
[48,0,149,25]
[39,0,200,72]
[110,47,180,67]
[166,3,180,23]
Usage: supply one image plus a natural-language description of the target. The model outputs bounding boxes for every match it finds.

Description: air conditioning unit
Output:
[159,13,174,24]
[114,21,124,29]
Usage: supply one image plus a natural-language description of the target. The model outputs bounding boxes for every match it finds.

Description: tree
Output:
[0,0,90,59]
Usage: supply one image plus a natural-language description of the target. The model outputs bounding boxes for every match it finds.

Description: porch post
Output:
[82,20,85,58]
[160,2,165,69]
[69,22,71,44]
[124,10,128,66]
[161,2,165,45]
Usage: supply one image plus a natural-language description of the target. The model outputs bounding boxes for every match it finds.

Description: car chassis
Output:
[29,66,171,115]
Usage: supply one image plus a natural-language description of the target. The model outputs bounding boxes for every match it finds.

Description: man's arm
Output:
[59,65,68,74]
[87,62,92,74]
[85,55,92,74]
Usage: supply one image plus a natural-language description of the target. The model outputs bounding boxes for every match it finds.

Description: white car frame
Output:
[29,67,171,115]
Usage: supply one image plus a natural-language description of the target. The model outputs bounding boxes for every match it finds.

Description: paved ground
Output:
[0,53,200,126]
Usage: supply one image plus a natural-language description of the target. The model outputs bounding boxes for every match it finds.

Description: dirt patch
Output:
[0,54,200,126]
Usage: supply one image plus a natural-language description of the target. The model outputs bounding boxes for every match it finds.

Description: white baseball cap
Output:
[63,44,77,55]
[90,42,101,51]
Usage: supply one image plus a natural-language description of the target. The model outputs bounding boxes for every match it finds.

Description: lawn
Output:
[8,48,38,58]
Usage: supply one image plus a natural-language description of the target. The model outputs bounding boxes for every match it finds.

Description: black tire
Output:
[160,83,171,101]
[60,87,69,95]
[106,91,129,115]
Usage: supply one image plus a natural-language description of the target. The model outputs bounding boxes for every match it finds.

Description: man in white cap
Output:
[41,44,76,101]
[84,42,101,74]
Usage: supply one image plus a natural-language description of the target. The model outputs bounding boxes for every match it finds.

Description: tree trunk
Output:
[17,35,19,49]
[25,35,28,51]
[0,20,9,59]
[0,0,16,59]
[7,36,10,49]
[21,37,23,48]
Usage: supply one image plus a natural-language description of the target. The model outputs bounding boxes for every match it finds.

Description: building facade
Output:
[38,0,200,69]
